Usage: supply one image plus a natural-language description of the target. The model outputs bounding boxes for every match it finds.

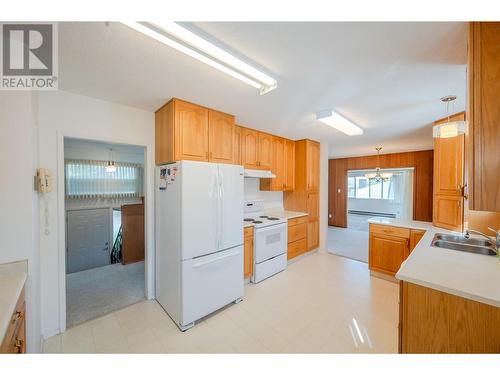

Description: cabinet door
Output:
[241,127,260,169]
[174,100,209,161]
[208,110,234,164]
[468,22,500,212]
[409,230,426,254]
[233,125,242,165]
[284,139,295,191]
[307,191,319,221]
[306,141,320,191]
[244,235,253,278]
[307,221,319,251]
[272,137,286,190]
[433,195,463,231]
[434,132,464,196]
[258,132,274,170]
[369,233,408,276]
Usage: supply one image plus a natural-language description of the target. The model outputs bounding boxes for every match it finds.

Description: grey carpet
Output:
[66,261,145,327]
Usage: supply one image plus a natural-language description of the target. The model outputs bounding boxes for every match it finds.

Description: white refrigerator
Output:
[155,160,244,331]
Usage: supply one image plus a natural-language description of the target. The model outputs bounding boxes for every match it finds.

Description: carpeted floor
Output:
[66,261,145,327]
[327,214,385,263]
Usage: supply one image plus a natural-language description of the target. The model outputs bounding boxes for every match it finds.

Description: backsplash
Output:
[244,178,283,210]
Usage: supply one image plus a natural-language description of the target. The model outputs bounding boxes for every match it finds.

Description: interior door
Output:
[218,163,244,250]
[66,208,111,273]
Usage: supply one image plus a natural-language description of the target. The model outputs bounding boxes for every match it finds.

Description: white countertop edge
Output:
[244,211,308,227]
[395,272,500,308]
[367,217,433,231]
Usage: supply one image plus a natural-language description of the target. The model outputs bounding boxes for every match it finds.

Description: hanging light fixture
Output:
[365,147,393,182]
[433,95,466,138]
[105,148,116,173]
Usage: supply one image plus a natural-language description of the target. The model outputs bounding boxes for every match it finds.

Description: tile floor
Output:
[66,261,145,327]
[44,251,399,353]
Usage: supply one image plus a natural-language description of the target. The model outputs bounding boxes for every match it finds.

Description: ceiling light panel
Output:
[316,110,363,136]
[121,22,277,95]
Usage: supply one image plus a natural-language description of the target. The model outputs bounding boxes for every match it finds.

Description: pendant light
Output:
[105,148,116,173]
[365,147,393,182]
[433,95,466,138]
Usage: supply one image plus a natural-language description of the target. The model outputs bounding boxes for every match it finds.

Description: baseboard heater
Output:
[348,210,396,218]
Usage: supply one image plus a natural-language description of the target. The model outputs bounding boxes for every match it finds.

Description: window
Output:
[348,174,395,200]
[65,159,143,198]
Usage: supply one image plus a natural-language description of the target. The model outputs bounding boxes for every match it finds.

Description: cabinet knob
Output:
[14,337,24,353]
[12,310,23,323]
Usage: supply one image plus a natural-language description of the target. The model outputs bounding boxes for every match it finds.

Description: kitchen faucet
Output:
[464,227,500,254]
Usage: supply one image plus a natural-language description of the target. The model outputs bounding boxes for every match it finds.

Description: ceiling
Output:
[58,22,467,158]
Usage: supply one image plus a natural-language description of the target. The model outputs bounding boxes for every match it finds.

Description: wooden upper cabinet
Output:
[175,100,209,162]
[208,109,234,164]
[433,112,465,232]
[284,139,295,191]
[233,125,242,165]
[467,22,500,212]
[241,127,260,169]
[258,132,274,170]
[306,140,320,191]
[260,136,287,191]
[433,114,465,196]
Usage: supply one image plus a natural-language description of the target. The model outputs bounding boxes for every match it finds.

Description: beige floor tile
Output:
[48,252,399,354]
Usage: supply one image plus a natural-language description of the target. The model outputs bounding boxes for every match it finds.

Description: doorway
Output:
[64,138,146,327]
[328,168,414,262]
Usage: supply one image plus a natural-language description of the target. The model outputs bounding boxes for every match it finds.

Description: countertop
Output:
[243,210,308,227]
[0,260,27,342]
[368,218,500,308]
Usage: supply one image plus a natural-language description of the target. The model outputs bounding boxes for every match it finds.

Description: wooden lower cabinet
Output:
[287,216,308,260]
[244,226,254,278]
[399,281,500,353]
[409,229,425,252]
[1,288,26,354]
[121,204,145,265]
[368,223,423,277]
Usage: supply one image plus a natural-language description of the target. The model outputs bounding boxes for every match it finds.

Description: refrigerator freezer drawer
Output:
[181,246,243,327]
[252,253,287,283]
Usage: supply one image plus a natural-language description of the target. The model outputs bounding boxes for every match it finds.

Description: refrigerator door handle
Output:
[191,250,240,268]
[217,167,222,250]
[219,167,224,249]
[212,169,219,251]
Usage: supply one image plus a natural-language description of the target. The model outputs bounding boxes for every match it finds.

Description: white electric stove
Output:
[244,200,288,283]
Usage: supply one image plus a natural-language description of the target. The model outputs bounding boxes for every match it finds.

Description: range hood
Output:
[244,169,275,178]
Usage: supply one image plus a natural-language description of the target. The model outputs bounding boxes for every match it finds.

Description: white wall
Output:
[36,90,154,338]
[319,141,329,252]
[244,178,283,209]
[0,92,41,352]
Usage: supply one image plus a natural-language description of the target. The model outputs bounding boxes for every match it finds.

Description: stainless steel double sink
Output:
[431,233,497,256]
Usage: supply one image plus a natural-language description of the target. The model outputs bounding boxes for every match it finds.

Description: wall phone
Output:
[36,168,53,193]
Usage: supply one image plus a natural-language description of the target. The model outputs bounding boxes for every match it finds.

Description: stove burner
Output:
[243,218,255,222]
[268,217,280,220]
[253,221,263,224]
[259,215,268,218]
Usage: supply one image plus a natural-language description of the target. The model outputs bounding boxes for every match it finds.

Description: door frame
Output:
[57,132,155,332]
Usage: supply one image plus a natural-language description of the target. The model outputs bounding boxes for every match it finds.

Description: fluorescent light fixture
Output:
[316,110,363,136]
[121,22,277,95]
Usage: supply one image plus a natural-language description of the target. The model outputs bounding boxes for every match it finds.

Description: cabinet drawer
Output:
[287,238,307,260]
[1,288,25,354]
[244,226,254,239]
[288,215,308,227]
[288,222,307,243]
[370,223,410,239]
